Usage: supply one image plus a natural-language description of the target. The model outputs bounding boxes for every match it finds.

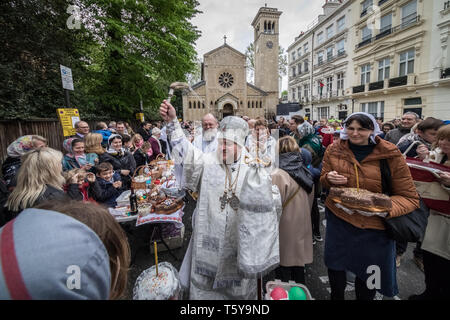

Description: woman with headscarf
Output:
[99,134,136,189]
[148,127,163,161]
[62,138,97,171]
[320,112,420,300]
[1,135,47,191]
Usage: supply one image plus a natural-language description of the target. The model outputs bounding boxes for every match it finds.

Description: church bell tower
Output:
[252,6,282,114]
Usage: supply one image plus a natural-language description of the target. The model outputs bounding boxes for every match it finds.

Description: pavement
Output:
[122,198,426,300]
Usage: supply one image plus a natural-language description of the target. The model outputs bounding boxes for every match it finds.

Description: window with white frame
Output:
[304,42,309,53]
[297,47,302,57]
[327,46,334,61]
[401,0,417,28]
[378,58,390,81]
[337,39,345,55]
[317,32,324,45]
[292,66,296,77]
[297,63,302,75]
[327,25,334,39]
[362,26,372,41]
[362,0,373,15]
[292,87,296,100]
[304,84,310,99]
[326,76,333,94]
[337,73,344,90]
[380,13,392,33]
[361,64,371,85]
[361,101,384,118]
[292,51,296,62]
[318,51,324,65]
[304,60,309,72]
[318,106,330,119]
[337,16,345,33]
[399,49,415,76]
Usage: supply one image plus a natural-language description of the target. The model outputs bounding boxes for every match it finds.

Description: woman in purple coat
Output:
[148,127,163,161]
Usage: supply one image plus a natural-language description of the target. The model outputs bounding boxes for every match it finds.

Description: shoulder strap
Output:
[379,158,393,196]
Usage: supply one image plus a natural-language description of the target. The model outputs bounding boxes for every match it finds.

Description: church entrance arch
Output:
[222,103,234,118]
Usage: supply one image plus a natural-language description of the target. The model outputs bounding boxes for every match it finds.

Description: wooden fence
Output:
[0,119,140,164]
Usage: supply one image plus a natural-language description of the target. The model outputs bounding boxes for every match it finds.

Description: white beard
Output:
[203,128,217,142]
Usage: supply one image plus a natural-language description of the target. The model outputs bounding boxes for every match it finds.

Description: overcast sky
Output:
[191,0,324,91]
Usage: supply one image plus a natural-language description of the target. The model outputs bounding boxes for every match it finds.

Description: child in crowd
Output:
[62,138,96,171]
[94,162,123,207]
[62,168,97,203]
[122,134,132,152]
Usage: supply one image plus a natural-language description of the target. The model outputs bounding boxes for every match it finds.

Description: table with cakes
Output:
[109,156,186,263]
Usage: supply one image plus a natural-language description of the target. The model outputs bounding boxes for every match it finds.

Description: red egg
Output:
[270,287,288,300]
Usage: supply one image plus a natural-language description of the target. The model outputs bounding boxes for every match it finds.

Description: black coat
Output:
[133,149,150,168]
[99,151,136,189]
[1,156,21,189]
[137,128,152,141]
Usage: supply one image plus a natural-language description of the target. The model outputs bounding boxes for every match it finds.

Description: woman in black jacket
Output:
[100,134,136,189]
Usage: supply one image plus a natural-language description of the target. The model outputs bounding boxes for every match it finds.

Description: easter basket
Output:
[132,165,161,190]
[265,280,314,300]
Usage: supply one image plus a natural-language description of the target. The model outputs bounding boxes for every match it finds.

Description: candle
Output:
[354,163,359,192]
[154,241,158,276]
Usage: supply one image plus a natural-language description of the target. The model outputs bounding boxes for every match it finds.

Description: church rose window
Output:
[219,72,234,88]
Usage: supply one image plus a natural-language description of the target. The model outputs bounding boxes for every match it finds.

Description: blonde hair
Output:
[84,133,105,155]
[6,147,65,212]
[130,134,143,148]
[277,136,300,154]
[63,168,87,185]
[433,124,450,150]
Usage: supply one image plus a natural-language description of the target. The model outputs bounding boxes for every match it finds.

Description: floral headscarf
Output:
[63,138,87,167]
[7,135,35,158]
[297,121,315,138]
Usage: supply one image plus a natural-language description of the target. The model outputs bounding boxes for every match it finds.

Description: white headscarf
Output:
[340,112,383,144]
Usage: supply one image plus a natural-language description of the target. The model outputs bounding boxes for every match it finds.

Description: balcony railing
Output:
[375,27,392,40]
[352,85,365,94]
[360,8,368,18]
[356,15,421,50]
[388,76,407,88]
[378,0,389,6]
[401,13,418,29]
[357,37,372,49]
[337,49,346,57]
[369,80,384,91]
[441,68,450,79]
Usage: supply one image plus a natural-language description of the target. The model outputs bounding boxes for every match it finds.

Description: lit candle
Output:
[154,241,158,276]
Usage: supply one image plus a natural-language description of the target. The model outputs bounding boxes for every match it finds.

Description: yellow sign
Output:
[304,116,309,121]
[57,108,80,137]
[136,113,145,122]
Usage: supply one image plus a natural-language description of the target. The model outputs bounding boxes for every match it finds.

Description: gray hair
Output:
[403,112,420,120]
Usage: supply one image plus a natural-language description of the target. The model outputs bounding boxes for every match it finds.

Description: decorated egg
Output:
[270,287,287,300]
[288,286,307,300]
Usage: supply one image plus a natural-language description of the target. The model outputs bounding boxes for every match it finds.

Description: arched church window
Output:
[218,72,234,88]
[260,101,262,108]
[252,101,254,108]
[264,21,267,32]
[248,101,250,108]
[202,103,205,109]
[189,101,192,109]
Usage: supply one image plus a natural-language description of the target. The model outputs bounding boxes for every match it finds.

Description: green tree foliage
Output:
[0,0,201,121]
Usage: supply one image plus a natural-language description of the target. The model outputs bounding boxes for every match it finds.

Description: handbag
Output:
[379,158,429,243]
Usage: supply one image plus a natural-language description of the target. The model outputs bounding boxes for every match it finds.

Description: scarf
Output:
[340,112,382,144]
[278,152,313,194]
[107,134,125,156]
[7,135,35,158]
[63,138,87,167]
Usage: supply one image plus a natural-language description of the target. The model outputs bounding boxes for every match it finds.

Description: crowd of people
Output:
[0,102,449,300]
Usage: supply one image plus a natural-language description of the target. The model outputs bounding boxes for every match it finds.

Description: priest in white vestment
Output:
[160,100,282,300]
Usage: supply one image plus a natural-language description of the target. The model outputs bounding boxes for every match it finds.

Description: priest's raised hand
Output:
[160,100,177,122]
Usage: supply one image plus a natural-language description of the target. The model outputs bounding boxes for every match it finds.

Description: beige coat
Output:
[271,168,314,267]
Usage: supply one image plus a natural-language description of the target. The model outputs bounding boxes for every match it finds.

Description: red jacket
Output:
[317,126,333,147]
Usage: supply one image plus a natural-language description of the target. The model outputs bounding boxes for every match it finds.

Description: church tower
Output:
[252,6,282,115]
